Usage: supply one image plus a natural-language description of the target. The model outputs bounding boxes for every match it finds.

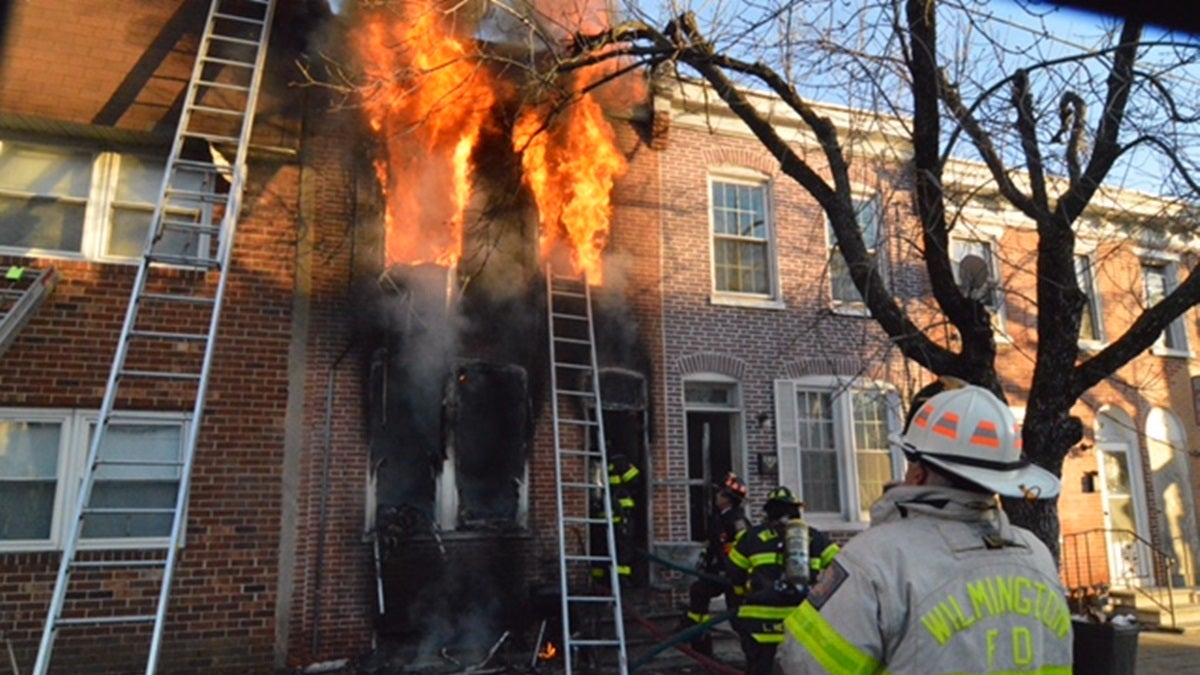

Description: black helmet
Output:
[764,486,802,509]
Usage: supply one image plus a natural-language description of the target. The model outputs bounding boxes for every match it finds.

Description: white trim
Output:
[707,171,780,303]
[773,375,902,526]
[0,407,187,553]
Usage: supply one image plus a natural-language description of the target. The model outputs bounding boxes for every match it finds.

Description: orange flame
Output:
[513,68,627,285]
[538,640,558,660]
[356,0,631,284]
[355,1,497,267]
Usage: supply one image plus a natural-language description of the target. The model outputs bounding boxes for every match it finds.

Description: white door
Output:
[1097,440,1151,586]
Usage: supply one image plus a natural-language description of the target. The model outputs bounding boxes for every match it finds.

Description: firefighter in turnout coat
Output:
[591,453,640,585]
[682,472,750,655]
[727,486,839,675]
[777,382,1073,674]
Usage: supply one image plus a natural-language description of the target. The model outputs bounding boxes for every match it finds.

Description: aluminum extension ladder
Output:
[545,266,629,675]
[33,1,277,673]
[0,265,57,359]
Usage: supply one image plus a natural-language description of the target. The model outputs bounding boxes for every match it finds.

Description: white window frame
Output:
[1140,257,1191,357]
[826,191,886,315]
[0,408,188,553]
[0,140,184,264]
[708,169,782,309]
[773,376,902,529]
[1074,251,1106,348]
[951,234,1008,336]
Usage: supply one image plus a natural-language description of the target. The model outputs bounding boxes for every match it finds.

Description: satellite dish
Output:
[958,254,990,300]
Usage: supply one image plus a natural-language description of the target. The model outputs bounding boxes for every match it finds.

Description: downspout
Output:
[313,341,354,656]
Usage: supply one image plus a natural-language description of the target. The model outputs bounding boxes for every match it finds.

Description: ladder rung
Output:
[557,418,598,426]
[212,11,266,26]
[560,481,601,490]
[192,79,251,95]
[207,33,261,48]
[187,101,248,116]
[160,220,220,236]
[562,516,608,526]
[82,507,177,516]
[551,312,587,321]
[97,457,185,468]
[146,253,221,269]
[569,638,624,647]
[564,554,612,563]
[118,369,203,381]
[165,187,225,204]
[556,389,595,398]
[138,292,217,306]
[173,159,233,174]
[180,130,240,145]
[55,615,157,627]
[69,559,167,569]
[128,329,209,342]
[551,289,587,299]
[558,449,603,458]
[554,363,592,371]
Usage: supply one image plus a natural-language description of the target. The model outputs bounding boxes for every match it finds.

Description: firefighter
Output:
[777,382,1072,674]
[591,452,640,586]
[727,486,838,675]
[681,472,749,656]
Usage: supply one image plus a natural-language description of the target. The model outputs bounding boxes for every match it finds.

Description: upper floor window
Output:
[710,176,775,298]
[1075,253,1104,344]
[1142,260,1189,355]
[0,141,200,263]
[774,377,901,526]
[952,236,1006,333]
[0,408,185,552]
[827,194,884,310]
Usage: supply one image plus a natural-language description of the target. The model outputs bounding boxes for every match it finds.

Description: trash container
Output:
[1072,619,1139,675]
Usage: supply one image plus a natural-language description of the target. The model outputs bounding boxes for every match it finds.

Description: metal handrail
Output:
[1062,528,1177,630]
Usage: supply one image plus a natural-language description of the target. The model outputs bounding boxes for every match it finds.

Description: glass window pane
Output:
[0,144,93,197]
[797,390,839,511]
[685,382,736,406]
[830,252,860,303]
[115,155,164,203]
[855,196,879,247]
[856,451,892,512]
[0,196,86,250]
[85,422,182,539]
[801,450,840,512]
[1102,450,1130,495]
[0,420,61,541]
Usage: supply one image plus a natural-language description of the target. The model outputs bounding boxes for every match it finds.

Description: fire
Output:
[355,0,630,284]
[355,0,498,267]
[538,640,558,660]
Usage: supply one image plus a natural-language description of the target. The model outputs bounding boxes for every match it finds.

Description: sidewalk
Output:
[1137,630,1200,673]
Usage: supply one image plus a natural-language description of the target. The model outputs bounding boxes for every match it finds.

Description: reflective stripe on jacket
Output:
[777,485,1073,674]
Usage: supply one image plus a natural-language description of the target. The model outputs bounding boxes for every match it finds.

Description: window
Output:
[1142,261,1189,354]
[711,177,773,297]
[952,237,1006,332]
[0,140,201,262]
[774,378,901,525]
[0,409,185,551]
[827,194,883,308]
[1075,254,1104,343]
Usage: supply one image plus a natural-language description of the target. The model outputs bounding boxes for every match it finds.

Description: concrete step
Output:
[1108,587,1200,631]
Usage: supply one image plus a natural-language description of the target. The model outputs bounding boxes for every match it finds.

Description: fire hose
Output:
[624,607,740,675]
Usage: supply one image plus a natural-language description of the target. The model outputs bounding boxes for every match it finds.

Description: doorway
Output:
[683,379,743,543]
[1096,409,1151,587]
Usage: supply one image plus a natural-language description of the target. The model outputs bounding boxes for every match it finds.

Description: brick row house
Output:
[1,1,1197,673]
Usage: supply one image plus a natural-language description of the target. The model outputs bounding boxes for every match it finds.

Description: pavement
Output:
[1135,629,1200,674]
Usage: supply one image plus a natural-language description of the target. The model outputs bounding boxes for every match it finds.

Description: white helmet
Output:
[902,384,1060,499]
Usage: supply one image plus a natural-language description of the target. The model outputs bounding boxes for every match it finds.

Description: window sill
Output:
[710,294,785,310]
[828,303,872,317]
[804,515,870,533]
[1078,339,1107,354]
[1151,347,1193,359]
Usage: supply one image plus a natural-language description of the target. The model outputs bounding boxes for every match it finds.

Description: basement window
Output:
[0,140,202,263]
[0,408,186,552]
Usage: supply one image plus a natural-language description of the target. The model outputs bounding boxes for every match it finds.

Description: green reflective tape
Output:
[785,603,886,675]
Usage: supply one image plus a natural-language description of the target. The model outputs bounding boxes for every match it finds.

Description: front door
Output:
[1097,440,1150,586]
